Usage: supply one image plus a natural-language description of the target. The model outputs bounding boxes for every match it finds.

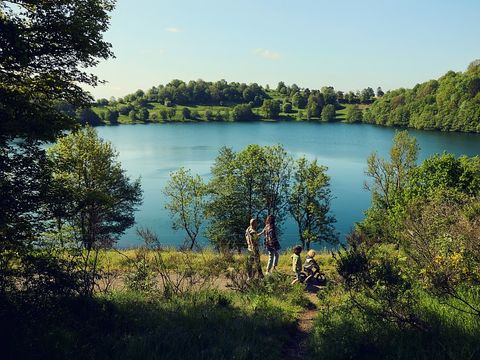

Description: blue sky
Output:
[87,0,480,99]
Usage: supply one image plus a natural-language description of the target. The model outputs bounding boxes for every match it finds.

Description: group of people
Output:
[244,215,321,284]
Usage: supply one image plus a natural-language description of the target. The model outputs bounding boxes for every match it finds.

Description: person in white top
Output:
[245,218,263,279]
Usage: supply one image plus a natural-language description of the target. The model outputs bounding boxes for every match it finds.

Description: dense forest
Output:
[363,60,480,132]
[82,61,480,134]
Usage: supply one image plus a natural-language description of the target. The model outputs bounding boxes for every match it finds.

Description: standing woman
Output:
[262,215,281,274]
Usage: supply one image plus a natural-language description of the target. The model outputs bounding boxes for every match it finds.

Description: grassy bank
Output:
[2,285,305,360]
[3,246,480,359]
[1,248,322,360]
[96,248,336,276]
[309,287,480,359]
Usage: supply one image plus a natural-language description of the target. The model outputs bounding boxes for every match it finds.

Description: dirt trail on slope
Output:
[283,291,320,360]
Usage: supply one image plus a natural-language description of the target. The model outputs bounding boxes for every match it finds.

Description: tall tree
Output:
[321,104,336,122]
[321,86,337,105]
[164,168,206,250]
[48,126,142,295]
[0,0,116,296]
[205,145,292,250]
[289,157,337,250]
[360,131,419,241]
[365,131,419,210]
[360,87,375,103]
[204,147,244,251]
[306,94,325,119]
[0,0,115,140]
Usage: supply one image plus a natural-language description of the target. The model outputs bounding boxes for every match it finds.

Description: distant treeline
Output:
[73,80,381,125]
[78,59,480,133]
[98,80,379,108]
[363,60,480,132]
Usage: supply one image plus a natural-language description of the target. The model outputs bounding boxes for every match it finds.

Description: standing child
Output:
[291,245,303,285]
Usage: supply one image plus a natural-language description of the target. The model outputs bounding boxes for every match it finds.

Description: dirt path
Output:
[283,291,320,360]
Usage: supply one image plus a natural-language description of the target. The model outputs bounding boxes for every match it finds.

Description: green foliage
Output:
[291,91,308,109]
[0,140,84,297]
[205,145,293,250]
[1,287,300,360]
[138,108,149,121]
[89,80,382,124]
[365,62,480,132]
[306,93,325,119]
[261,99,281,119]
[282,101,293,113]
[406,154,480,199]
[289,157,337,249]
[360,131,419,240]
[0,0,115,140]
[231,104,255,121]
[322,132,480,358]
[48,126,142,294]
[310,288,480,359]
[399,192,480,313]
[164,168,207,250]
[76,107,102,126]
[345,104,363,123]
[181,107,191,120]
[360,87,375,103]
[105,109,119,124]
[321,104,336,122]
[321,86,337,105]
[0,0,115,299]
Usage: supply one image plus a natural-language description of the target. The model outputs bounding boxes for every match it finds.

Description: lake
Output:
[96,122,480,249]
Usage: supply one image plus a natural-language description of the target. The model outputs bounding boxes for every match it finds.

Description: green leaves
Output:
[321,104,336,122]
[289,157,337,249]
[204,144,293,250]
[1,0,116,140]
[365,61,480,132]
[164,168,207,250]
[48,126,142,250]
[345,105,363,123]
[261,99,281,119]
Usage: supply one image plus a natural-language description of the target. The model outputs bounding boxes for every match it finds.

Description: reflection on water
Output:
[96,122,480,249]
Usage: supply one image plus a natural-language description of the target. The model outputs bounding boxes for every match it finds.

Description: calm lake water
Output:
[96,122,480,249]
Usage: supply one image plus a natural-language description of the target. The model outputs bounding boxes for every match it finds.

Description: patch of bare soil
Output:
[283,292,320,360]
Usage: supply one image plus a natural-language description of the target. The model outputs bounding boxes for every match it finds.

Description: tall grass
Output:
[309,288,480,359]
[1,272,307,360]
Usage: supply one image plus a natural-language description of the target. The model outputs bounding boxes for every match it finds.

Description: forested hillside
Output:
[364,60,480,132]
[82,61,480,134]
[80,80,378,124]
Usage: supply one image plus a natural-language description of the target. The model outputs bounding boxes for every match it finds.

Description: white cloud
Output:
[165,27,183,33]
[254,48,281,60]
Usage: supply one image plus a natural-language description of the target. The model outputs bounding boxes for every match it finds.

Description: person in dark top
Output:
[303,249,321,280]
[261,214,281,274]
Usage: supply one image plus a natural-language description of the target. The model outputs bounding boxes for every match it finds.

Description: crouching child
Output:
[303,249,321,282]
